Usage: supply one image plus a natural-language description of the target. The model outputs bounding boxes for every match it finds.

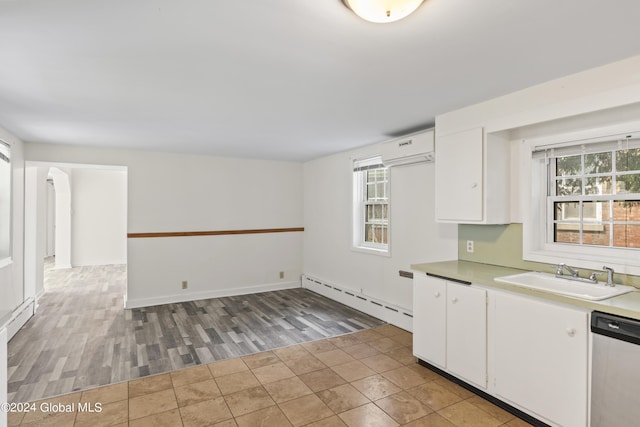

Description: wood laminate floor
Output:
[7,261,384,403]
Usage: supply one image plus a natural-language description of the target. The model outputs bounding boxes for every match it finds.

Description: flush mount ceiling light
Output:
[342,0,425,24]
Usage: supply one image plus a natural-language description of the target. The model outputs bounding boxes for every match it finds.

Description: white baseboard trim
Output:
[52,264,73,270]
[33,289,46,314]
[72,260,127,267]
[302,274,413,332]
[6,298,35,340]
[125,280,301,309]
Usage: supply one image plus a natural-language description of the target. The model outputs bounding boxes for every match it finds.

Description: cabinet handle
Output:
[434,291,440,298]
[566,328,576,337]
[471,182,478,189]
[451,297,458,304]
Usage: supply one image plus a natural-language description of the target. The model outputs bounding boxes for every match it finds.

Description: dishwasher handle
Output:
[591,311,640,346]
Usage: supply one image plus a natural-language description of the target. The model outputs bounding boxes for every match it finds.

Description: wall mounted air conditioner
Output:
[381,129,435,167]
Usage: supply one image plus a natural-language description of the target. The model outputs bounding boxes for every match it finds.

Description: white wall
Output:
[436,55,640,138]
[23,167,48,300]
[303,143,458,312]
[49,168,72,269]
[24,143,304,308]
[0,127,24,317]
[71,168,127,266]
[0,127,23,427]
[46,180,55,257]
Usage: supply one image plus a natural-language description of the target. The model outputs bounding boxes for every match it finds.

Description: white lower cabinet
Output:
[413,275,447,367]
[413,274,487,389]
[413,274,590,427]
[491,291,589,427]
[447,282,487,388]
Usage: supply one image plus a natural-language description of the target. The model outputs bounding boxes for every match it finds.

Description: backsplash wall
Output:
[458,223,640,288]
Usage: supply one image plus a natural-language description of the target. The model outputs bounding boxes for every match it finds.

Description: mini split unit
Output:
[381,129,435,167]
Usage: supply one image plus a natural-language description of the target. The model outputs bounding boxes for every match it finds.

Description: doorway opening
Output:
[23,161,128,305]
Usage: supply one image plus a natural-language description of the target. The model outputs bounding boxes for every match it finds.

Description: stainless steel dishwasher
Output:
[590,311,640,427]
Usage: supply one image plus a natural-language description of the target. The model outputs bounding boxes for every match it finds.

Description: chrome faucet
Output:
[556,263,599,284]
[603,266,615,287]
[556,263,580,278]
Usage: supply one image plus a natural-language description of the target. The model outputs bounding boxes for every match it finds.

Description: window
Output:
[524,131,640,273]
[548,139,640,248]
[0,140,11,262]
[353,156,390,253]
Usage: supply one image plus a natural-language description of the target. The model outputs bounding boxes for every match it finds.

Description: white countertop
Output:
[411,260,640,320]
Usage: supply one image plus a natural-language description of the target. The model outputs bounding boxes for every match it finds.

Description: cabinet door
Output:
[413,275,446,368]
[493,292,588,427]
[447,284,487,388]
[435,127,483,222]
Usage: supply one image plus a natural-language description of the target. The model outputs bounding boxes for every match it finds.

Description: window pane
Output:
[613,224,640,248]
[365,204,385,221]
[554,224,580,244]
[613,200,640,221]
[616,174,640,193]
[365,224,387,244]
[585,176,612,195]
[366,183,375,200]
[554,202,580,221]
[374,205,382,220]
[365,224,374,242]
[583,200,607,222]
[554,202,581,243]
[556,178,582,196]
[584,152,612,174]
[556,155,581,176]
[616,148,640,172]
[582,223,610,246]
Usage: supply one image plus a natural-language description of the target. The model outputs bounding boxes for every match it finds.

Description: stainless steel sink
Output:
[494,271,636,301]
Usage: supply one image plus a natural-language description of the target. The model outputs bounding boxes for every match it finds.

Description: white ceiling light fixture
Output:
[342,0,425,24]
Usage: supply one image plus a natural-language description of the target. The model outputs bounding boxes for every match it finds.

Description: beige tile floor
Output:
[7,325,534,427]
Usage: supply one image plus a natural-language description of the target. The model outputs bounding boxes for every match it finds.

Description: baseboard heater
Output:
[301,274,413,332]
[6,298,35,340]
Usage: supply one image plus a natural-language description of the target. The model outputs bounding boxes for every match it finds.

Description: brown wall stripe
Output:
[127,227,304,239]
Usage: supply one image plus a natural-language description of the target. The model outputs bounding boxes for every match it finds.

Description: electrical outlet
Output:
[182,280,188,289]
[279,271,284,279]
[466,240,474,253]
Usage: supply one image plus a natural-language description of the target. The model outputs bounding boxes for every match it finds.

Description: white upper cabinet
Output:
[435,127,510,224]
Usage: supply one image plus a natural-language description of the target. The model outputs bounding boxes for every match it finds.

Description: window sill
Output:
[556,223,605,232]
[524,248,640,277]
[351,245,391,257]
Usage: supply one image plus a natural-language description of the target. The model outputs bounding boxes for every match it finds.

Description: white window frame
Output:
[0,140,11,268]
[352,156,391,256]
[522,125,640,276]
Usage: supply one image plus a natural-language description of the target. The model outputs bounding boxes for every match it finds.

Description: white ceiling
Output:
[1,0,639,161]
